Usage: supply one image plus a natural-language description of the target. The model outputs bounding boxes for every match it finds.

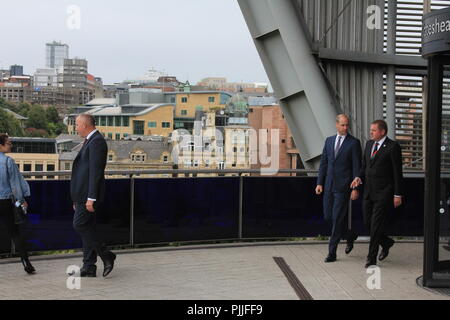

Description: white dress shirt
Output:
[371,135,387,156]
[334,133,347,152]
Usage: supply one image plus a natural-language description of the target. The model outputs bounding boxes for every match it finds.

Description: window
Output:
[100,116,107,126]
[115,116,122,127]
[148,121,157,128]
[218,161,225,170]
[181,110,188,116]
[108,133,113,139]
[131,154,146,163]
[47,164,55,171]
[233,147,237,153]
[163,155,168,163]
[23,164,32,172]
[122,116,129,127]
[171,97,176,103]
[107,116,114,126]
[108,154,114,162]
[35,164,43,172]
[281,139,286,143]
[208,97,215,103]
[116,133,121,140]
[162,122,171,128]
[64,163,71,170]
[133,121,145,135]
[181,97,188,103]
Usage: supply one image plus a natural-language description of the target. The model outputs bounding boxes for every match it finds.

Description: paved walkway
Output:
[0,241,447,300]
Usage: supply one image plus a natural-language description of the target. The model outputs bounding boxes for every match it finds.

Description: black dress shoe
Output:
[324,254,337,263]
[345,242,354,255]
[80,266,97,277]
[365,259,376,268]
[379,239,395,261]
[21,257,35,275]
[103,252,116,277]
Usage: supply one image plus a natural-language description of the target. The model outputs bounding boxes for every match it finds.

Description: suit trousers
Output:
[0,199,28,258]
[363,195,393,260]
[73,202,108,268]
[324,192,357,255]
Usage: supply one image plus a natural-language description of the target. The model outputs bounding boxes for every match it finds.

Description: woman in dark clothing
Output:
[0,134,35,274]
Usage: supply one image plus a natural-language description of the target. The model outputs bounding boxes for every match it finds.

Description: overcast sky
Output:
[1,0,270,86]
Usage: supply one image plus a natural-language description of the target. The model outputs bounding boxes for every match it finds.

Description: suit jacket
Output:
[70,131,107,203]
[317,134,362,193]
[359,137,404,201]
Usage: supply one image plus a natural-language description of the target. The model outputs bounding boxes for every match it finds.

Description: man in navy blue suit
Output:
[316,114,362,263]
[70,114,116,277]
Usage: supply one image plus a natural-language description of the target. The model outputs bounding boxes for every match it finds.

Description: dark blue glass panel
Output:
[243,177,329,238]
[243,177,425,238]
[19,179,131,252]
[134,178,239,244]
[351,178,424,237]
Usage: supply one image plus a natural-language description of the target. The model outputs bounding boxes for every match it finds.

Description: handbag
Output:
[11,199,27,225]
[5,157,27,225]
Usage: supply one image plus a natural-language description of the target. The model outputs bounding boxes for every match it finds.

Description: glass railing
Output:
[0,170,429,256]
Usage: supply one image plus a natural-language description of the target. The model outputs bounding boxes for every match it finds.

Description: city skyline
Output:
[0,0,271,87]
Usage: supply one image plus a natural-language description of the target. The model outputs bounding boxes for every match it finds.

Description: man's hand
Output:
[350,177,362,189]
[394,197,402,208]
[22,201,28,209]
[315,185,323,195]
[86,200,95,213]
[351,189,359,201]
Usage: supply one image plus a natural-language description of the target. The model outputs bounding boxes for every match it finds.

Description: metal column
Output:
[386,0,397,136]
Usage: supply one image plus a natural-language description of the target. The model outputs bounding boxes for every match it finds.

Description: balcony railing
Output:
[0,169,443,257]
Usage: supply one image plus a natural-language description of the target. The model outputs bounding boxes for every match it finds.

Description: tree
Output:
[46,106,60,123]
[0,108,24,136]
[26,105,48,131]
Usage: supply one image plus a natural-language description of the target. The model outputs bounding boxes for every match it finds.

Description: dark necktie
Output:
[82,138,88,147]
[335,136,342,157]
[371,142,379,158]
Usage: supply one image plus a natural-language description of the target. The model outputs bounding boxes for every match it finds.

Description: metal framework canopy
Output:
[237,0,339,169]
[238,0,450,172]
[422,7,450,288]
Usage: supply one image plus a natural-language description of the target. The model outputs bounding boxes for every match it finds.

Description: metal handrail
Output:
[20,168,432,178]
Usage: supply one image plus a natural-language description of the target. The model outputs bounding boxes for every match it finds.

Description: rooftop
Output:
[0,241,446,300]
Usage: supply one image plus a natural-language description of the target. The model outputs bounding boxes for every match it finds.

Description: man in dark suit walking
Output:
[316,114,362,263]
[71,114,116,277]
[351,120,403,268]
